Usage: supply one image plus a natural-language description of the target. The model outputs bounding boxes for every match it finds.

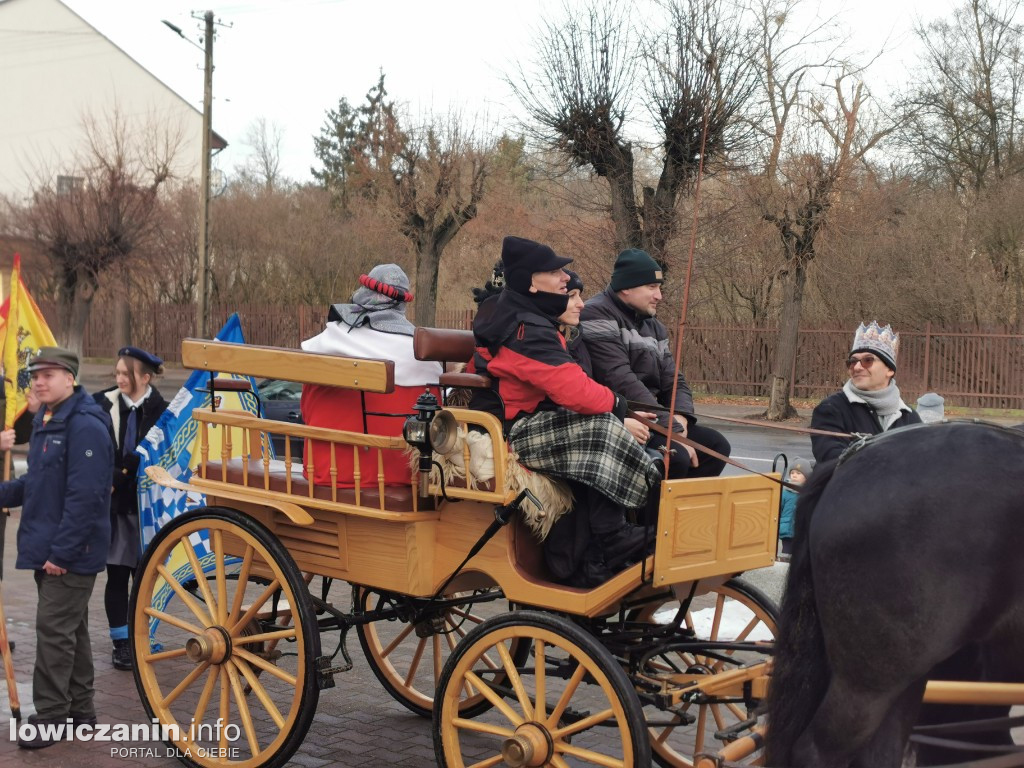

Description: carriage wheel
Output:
[634,578,778,768]
[434,610,651,767]
[355,586,527,718]
[130,507,320,768]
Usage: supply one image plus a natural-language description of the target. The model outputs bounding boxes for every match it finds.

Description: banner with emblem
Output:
[0,253,57,429]
[135,313,262,551]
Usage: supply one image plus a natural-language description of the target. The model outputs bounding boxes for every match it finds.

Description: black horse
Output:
[764,421,1024,768]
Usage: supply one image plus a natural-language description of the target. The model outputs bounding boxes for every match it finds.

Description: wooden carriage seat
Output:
[413,327,492,390]
[202,457,416,512]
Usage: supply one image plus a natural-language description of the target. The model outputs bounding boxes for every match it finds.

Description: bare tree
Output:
[237,117,285,192]
[313,75,490,326]
[747,1,895,419]
[899,0,1024,192]
[510,0,757,266]
[9,110,180,354]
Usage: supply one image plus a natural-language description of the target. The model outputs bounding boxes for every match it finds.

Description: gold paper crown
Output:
[851,321,899,369]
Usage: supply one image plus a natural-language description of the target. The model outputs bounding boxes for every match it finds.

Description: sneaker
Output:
[19,715,67,749]
[111,638,133,671]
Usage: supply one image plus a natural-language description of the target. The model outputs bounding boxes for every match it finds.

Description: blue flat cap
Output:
[119,346,163,370]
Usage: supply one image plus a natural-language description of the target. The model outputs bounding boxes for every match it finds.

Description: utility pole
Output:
[197,10,214,339]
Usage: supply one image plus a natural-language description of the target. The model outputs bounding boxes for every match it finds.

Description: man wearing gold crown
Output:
[810,321,922,463]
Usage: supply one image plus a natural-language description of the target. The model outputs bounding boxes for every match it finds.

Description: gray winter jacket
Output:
[580,288,695,418]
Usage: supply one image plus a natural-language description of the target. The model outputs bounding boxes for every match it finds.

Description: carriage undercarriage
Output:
[132,338,1024,768]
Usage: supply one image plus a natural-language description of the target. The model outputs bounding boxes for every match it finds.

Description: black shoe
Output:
[567,557,616,589]
[19,715,67,749]
[112,638,133,671]
[69,712,97,726]
[603,524,655,571]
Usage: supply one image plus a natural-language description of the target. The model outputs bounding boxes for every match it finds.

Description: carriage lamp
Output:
[404,391,441,499]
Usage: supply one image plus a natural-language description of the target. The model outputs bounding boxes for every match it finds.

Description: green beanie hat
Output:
[610,249,664,291]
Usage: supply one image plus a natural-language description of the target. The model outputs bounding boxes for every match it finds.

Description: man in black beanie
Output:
[470,236,661,586]
[580,248,731,488]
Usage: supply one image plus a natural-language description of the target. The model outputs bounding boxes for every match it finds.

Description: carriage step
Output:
[316,654,352,689]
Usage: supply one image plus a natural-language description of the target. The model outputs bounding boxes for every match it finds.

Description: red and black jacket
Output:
[469,290,623,425]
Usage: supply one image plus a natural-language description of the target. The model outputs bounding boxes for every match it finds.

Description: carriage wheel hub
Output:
[501,723,553,767]
[185,627,231,665]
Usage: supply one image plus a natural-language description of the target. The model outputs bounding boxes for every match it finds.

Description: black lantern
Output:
[403,391,441,499]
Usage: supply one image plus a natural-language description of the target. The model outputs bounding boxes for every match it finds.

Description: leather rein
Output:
[626,400,864,491]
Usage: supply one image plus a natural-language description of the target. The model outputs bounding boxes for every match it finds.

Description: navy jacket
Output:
[2,386,114,574]
[810,388,922,463]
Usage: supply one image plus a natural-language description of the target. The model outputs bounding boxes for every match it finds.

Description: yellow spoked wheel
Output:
[355,586,526,718]
[130,507,320,768]
[634,578,778,768]
[434,610,650,767]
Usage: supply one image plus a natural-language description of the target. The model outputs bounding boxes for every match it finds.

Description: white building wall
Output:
[0,0,212,201]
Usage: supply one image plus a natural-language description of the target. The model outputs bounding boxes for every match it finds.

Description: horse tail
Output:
[763,458,838,765]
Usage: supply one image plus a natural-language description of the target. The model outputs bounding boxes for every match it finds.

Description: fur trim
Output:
[407,431,573,541]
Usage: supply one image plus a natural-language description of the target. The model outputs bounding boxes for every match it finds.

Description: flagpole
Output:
[0,256,17,717]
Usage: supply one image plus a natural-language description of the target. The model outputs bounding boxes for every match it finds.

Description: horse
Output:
[763,421,1024,768]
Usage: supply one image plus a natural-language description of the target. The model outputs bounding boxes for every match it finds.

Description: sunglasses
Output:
[846,354,877,370]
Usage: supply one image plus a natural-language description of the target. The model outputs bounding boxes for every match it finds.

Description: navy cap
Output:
[119,346,163,370]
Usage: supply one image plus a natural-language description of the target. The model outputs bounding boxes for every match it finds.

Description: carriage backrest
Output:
[181,338,395,393]
[413,327,475,364]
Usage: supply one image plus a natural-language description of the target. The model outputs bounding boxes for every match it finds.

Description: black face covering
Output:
[526,289,571,319]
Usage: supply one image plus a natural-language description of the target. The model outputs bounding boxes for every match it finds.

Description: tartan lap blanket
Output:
[508,409,659,510]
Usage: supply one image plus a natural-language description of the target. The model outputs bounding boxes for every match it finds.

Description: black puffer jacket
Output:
[810,388,922,463]
[94,386,169,516]
[580,288,695,417]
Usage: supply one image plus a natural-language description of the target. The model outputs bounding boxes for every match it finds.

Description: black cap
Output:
[565,269,584,294]
[501,236,572,295]
[611,248,664,291]
[119,346,164,371]
[27,346,79,378]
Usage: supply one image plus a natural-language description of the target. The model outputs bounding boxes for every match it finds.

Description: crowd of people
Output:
[0,234,946,747]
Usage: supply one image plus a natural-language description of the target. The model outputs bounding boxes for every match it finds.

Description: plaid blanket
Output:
[508,410,659,510]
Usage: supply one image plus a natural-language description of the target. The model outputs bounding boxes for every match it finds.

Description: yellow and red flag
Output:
[0,254,57,429]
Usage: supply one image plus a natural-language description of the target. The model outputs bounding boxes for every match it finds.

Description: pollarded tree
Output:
[748,0,895,419]
[10,110,179,354]
[510,0,758,266]
[313,74,490,326]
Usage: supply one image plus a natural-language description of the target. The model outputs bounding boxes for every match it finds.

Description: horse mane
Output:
[763,457,838,765]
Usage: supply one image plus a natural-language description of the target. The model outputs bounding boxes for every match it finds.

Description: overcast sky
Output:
[60,0,961,184]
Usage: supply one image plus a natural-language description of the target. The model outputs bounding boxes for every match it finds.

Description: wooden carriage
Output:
[132,333,785,768]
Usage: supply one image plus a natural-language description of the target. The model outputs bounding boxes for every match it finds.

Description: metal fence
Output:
[50,302,1024,410]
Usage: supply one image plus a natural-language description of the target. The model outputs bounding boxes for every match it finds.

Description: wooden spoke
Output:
[433,635,443,689]
[232,628,296,646]
[555,741,626,768]
[226,659,260,756]
[143,646,189,663]
[161,661,211,708]
[227,544,255,625]
[497,641,532,716]
[181,536,221,622]
[552,707,617,738]
[155,563,215,627]
[465,670,525,726]
[450,717,515,738]
[547,663,587,728]
[232,657,286,729]
[229,579,282,635]
[211,530,228,625]
[143,607,205,637]
[464,755,507,768]
[380,622,416,658]
[403,637,427,687]
[190,665,219,741]
[534,638,546,721]
[233,647,298,686]
[218,666,231,752]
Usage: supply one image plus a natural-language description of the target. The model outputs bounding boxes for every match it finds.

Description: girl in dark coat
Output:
[93,346,169,671]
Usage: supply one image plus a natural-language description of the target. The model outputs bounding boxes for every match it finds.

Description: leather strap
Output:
[626,399,861,439]
[629,411,799,490]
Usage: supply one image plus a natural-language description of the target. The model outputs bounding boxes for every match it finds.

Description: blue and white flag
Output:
[136,313,262,553]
